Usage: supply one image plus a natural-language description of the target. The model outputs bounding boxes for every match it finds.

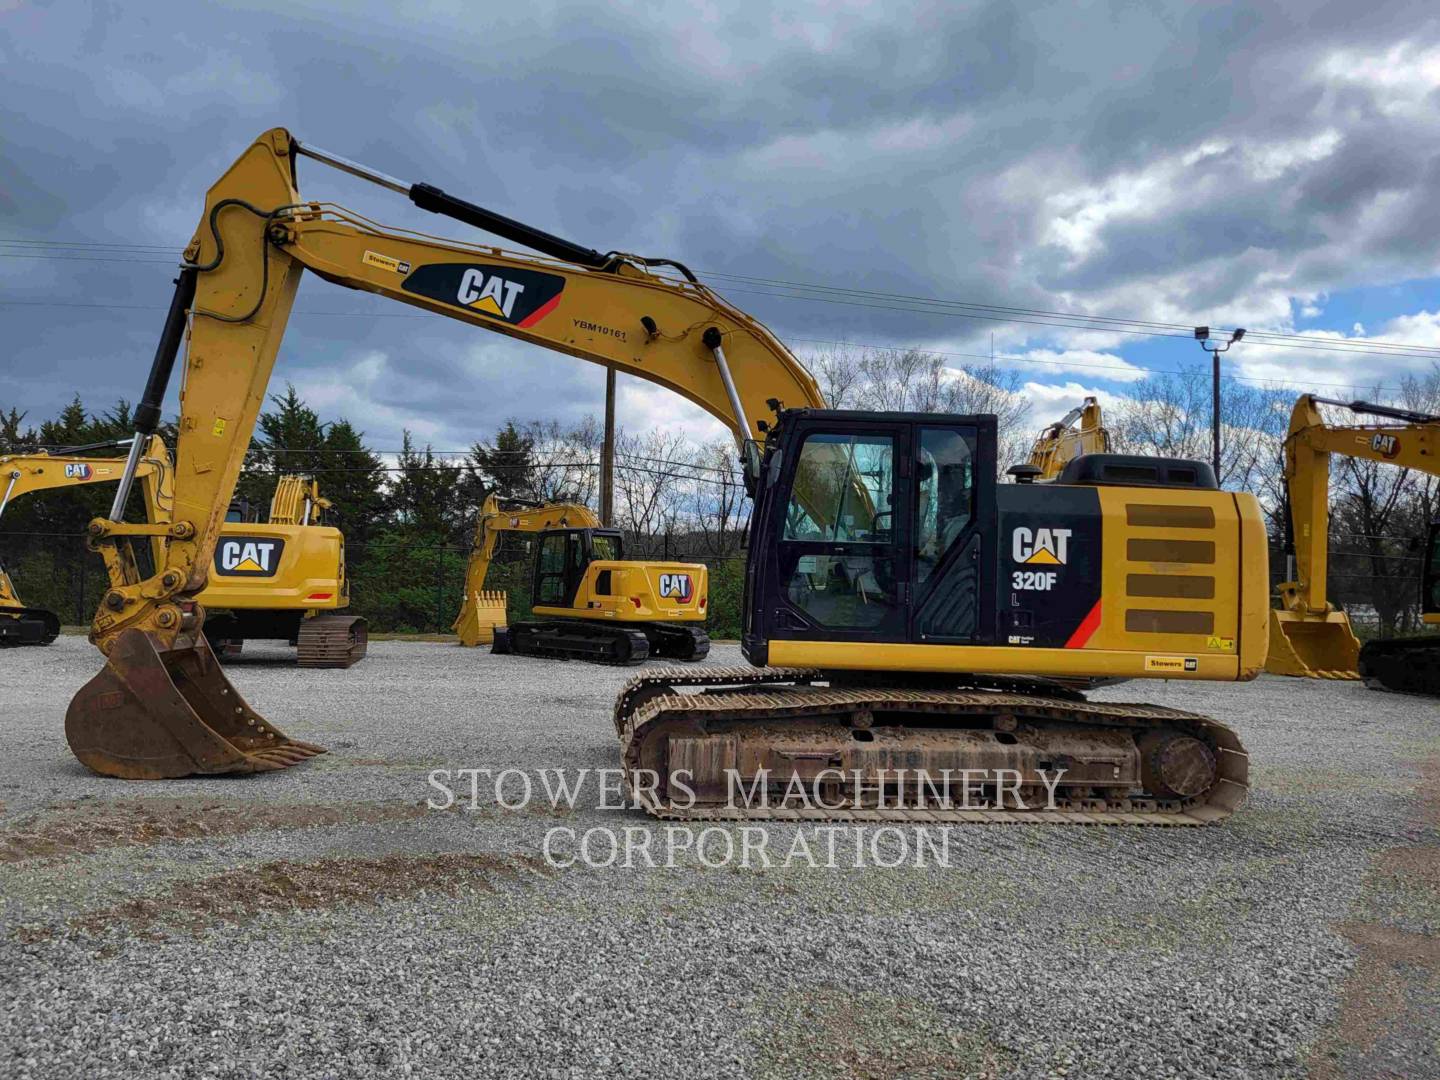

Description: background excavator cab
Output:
[532,527,625,608]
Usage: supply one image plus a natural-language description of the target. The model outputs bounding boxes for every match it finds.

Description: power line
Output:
[0,297,1414,396]
[7,233,1440,363]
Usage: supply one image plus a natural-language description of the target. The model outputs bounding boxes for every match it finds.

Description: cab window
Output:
[915,427,975,585]
[779,432,899,630]
[535,533,570,605]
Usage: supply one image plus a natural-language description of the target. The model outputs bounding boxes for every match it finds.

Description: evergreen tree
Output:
[388,432,464,541]
[235,385,387,545]
[466,420,539,503]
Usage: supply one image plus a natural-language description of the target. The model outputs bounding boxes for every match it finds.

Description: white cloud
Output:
[1009,348,1148,383]
[1020,380,1128,419]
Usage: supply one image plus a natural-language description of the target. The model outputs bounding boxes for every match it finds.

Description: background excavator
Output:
[0,438,169,645]
[201,473,367,668]
[68,128,1263,829]
[1268,394,1440,693]
[0,438,360,665]
[1012,397,1111,482]
[453,493,708,663]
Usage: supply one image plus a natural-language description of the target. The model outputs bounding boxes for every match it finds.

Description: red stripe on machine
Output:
[1065,600,1102,648]
[517,293,562,328]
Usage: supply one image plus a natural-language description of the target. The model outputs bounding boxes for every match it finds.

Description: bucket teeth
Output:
[65,628,324,780]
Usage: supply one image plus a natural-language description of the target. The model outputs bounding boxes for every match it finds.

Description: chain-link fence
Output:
[4,530,1424,643]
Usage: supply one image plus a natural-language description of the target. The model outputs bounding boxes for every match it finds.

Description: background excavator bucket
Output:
[454,590,508,647]
[1266,609,1362,679]
[65,628,324,779]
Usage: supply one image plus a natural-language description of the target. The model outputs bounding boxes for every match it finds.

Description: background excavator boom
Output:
[1268,393,1440,687]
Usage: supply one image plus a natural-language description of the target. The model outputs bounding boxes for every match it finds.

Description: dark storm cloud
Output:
[3,0,1440,445]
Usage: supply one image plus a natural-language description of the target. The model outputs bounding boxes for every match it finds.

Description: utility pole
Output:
[1194,326,1245,483]
[600,366,616,526]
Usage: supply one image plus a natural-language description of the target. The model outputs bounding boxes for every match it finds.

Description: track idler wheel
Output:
[64,628,324,779]
[1138,731,1216,800]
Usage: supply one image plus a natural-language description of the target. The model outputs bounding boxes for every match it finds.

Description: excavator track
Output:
[500,621,652,665]
[644,625,711,662]
[0,607,61,647]
[1358,636,1440,695]
[296,615,368,668]
[614,667,1248,825]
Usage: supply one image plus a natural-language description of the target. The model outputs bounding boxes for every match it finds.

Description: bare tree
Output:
[800,344,1033,468]
[807,344,866,409]
[524,417,602,506]
[613,427,690,549]
[1108,369,1289,510]
[679,441,749,557]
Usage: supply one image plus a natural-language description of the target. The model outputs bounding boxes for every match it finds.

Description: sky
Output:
[4,0,1440,455]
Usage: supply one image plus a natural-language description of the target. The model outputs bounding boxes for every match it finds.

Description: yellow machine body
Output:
[198,523,349,612]
[769,483,1269,681]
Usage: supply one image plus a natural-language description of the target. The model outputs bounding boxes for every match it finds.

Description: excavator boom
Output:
[1269,394,1440,690]
[1022,397,1111,481]
[67,127,821,778]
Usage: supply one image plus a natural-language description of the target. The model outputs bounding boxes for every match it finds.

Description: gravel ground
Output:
[1,637,1438,1079]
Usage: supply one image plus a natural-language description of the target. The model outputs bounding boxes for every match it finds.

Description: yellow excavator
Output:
[201,473,367,667]
[1012,397,1111,482]
[1,438,362,665]
[1268,394,1440,693]
[0,438,170,645]
[66,128,1264,829]
[453,493,708,663]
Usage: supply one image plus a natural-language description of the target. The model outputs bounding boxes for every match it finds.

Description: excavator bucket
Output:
[65,628,324,779]
[1266,609,1362,679]
[454,589,508,647]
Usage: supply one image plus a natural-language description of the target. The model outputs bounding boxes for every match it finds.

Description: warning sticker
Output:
[363,250,412,274]
[1205,635,1235,651]
[1145,655,1199,673]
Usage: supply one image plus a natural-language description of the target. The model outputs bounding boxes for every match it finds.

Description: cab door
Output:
[533,530,583,609]
[907,418,997,644]
[759,420,912,643]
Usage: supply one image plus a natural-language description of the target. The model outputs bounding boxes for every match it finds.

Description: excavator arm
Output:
[266,475,330,527]
[453,494,599,645]
[1269,394,1440,680]
[67,127,825,777]
[0,437,169,508]
[1021,397,1110,481]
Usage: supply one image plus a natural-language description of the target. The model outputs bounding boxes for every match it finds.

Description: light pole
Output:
[1195,326,1245,483]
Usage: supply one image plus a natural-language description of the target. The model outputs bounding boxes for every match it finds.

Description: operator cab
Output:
[745,409,997,661]
[743,409,1226,665]
[532,527,625,608]
[224,498,260,524]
